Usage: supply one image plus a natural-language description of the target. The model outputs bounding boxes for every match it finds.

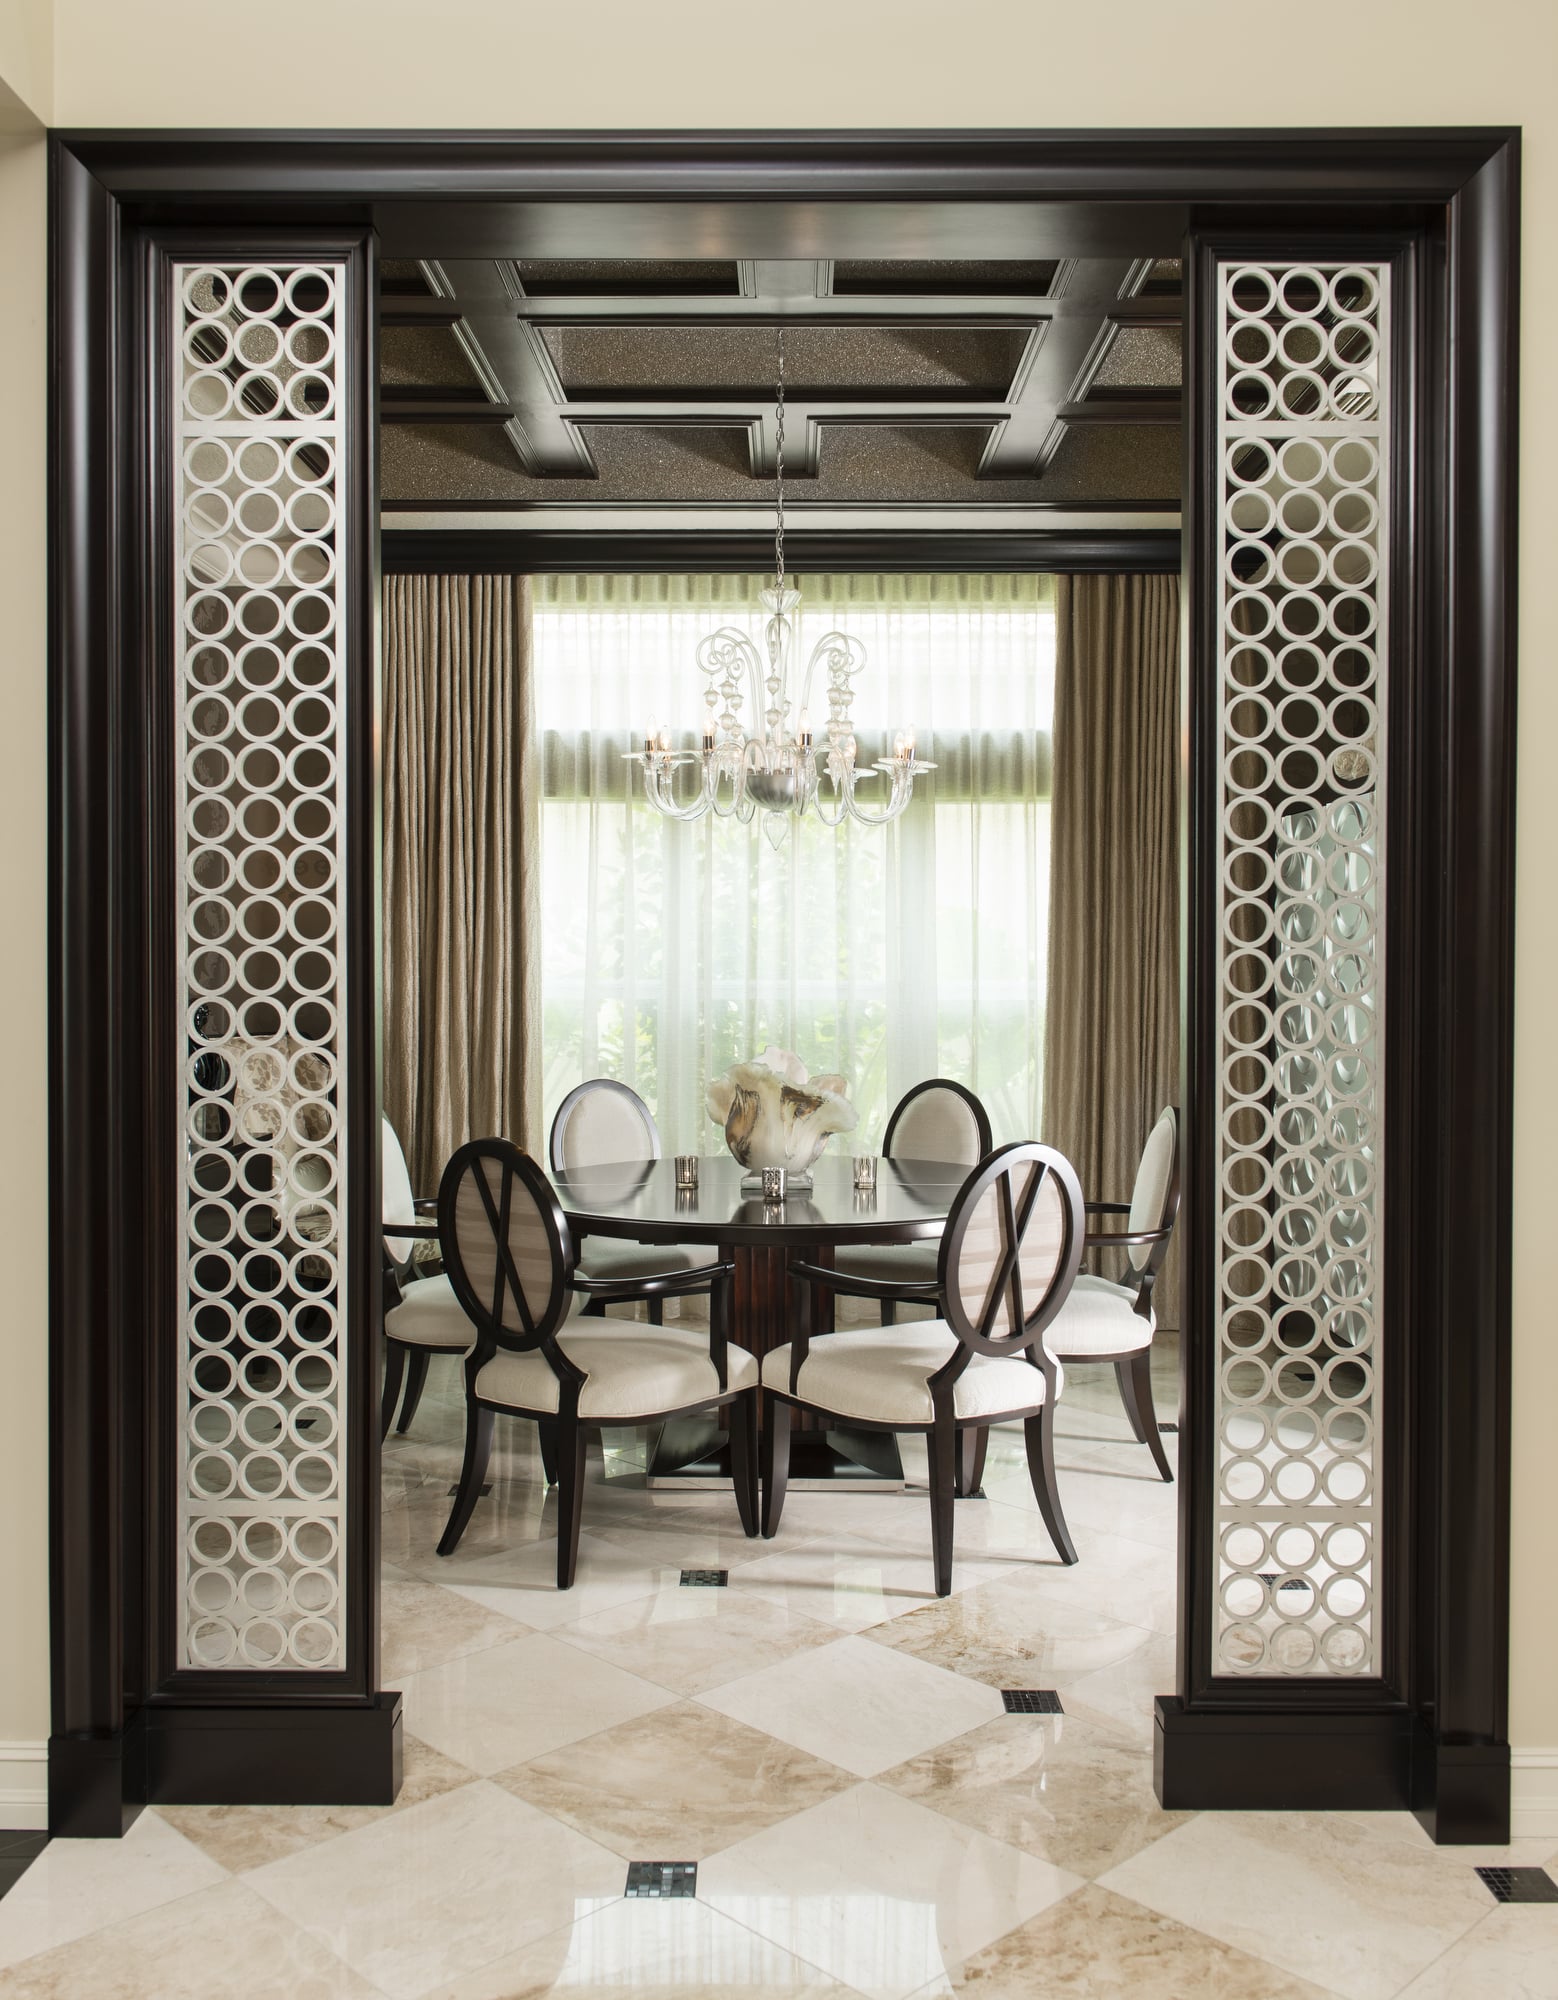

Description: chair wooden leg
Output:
[1025,1402,1078,1565]
[929,1414,957,1596]
[729,1390,759,1537]
[395,1347,431,1434]
[880,1299,898,1327]
[582,1298,607,1317]
[955,1425,989,1498]
[1118,1350,1174,1482]
[761,1397,792,1538]
[538,1418,559,1486]
[647,1296,664,1325]
[379,1339,407,1444]
[437,1404,494,1556]
[555,1412,588,1588]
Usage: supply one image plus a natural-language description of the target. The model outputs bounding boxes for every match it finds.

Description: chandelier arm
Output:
[642,756,715,823]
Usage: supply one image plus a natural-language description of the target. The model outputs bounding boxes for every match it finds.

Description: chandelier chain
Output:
[774,327,785,593]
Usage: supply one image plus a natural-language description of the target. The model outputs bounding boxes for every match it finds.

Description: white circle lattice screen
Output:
[1214,262,1388,1676]
[175,261,349,1671]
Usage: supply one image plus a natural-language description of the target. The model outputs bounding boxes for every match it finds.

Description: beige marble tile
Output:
[879,1708,1192,1879]
[0,1877,386,1999]
[245,1780,623,2000]
[0,1807,228,1972]
[1045,1625,1178,1742]
[700,1780,1081,2000]
[1100,1809,1496,2000]
[1394,1902,1558,1998]
[554,1574,839,1695]
[381,1573,534,1677]
[699,1633,1004,1779]
[860,1568,1161,1690]
[159,1734,476,1873]
[399,1630,675,1775]
[439,1533,670,1633]
[929,1881,1339,1999]
[412,1894,856,1999]
[728,1541,1009,1634]
[495,1700,854,1860]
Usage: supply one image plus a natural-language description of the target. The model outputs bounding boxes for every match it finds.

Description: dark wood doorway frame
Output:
[48,127,1518,1841]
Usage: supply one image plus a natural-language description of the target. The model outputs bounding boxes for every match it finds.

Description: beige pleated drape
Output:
[382,574,540,1194]
[1043,572,1181,1325]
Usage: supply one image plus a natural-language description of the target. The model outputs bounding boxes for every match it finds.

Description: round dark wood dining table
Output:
[550,1150,968,1487]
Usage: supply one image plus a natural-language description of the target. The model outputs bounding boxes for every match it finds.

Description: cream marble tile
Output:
[728,1541,1010,1633]
[1100,1809,1496,2000]
[698,1633,1004,1779]
[381,1573,535,1677]
[0,1807,228,1972]
[495,1700,854,1860]
[0,1877,386,1999]
[438,1532,670,1633]
[1394,1902,1558,1999]
[860,1568,1161,1689]
[412,1894,857,1999]
[245,1780,622,2000]
[399,1630,674,1775]
[924,1881,1339,1999]
[700,1780,1081,2000]
[159,1734,476,1873]
[1046,1626,1178,1742]
[553,1574,839,1695]
[879,1708,1192,1879]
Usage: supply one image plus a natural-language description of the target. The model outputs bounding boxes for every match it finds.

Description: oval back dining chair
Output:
[549,1079,719,1324]
[436,1138,757,1587]
[1045,1105,1181,1481]
[764,1140,1085,1596]
[822,1078,994,1328]
[380,1113,474,1442]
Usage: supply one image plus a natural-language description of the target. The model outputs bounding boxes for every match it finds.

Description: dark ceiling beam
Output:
[510,293,1179,327]
[381,394,515,424]
[1057,398,1182,425]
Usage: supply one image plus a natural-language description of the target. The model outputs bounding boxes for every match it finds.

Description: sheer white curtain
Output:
[536,573,1054,1156]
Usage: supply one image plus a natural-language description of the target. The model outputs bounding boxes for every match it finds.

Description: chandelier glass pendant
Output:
[626,329,933,843]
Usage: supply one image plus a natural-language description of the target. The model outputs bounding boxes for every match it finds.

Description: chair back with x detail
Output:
[440,1138,578,1366]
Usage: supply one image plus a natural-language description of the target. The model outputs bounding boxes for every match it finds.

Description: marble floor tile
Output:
[411,1893,858,1999]
[699,1780,1081,2000]
[923,1881,1339,1999]
[1099,1809,1496,2000]
[432,1531,672,1632]
[381,1572,535,1677]
[1394,1901,1558,1999]
[878,1707,1193,1879]
[398,1630,674,1775]
[698,1633,1004,1779]
[0,1877,387,1999]
[859,1568,1161,1689]
[494,1699,854,1861]
[158,1734,476,1873]
[553,1573,840,1695]
[1045,1625,1178,1742]
[245,1780,623,2000]
[0,1807,228,1972]
[727,1539,1011,1633]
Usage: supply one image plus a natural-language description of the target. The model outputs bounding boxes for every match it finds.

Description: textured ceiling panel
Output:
[830,259,1059,293]
[1040,424,1182,501]
[380,326,483,391]
[1092,326,1183,389]
[538,324,1029,394]
[517,259,740,294]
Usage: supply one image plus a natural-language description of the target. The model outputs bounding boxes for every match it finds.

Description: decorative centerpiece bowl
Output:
[706,1046,856,1190]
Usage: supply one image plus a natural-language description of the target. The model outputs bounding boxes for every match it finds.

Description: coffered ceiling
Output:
[376,204,1185,524]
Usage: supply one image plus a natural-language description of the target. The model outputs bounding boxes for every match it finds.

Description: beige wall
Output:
[3,0,1554,1788]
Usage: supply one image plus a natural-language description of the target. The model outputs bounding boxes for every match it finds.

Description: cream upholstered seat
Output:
[765,1141,1086,1596]
[437,1137,756,1587]
[380,1114,472,1440]
[549,1079,719,1316]
[1046,1106,1180,1481]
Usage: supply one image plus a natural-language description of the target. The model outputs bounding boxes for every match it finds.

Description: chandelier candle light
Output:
[626,329,934,845]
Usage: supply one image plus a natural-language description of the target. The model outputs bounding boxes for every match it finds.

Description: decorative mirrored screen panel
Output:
[174,262,349,1671]
[1215,262,1387,1676]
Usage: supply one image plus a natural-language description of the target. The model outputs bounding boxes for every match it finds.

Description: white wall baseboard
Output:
[1512,1747,1558,1841]
[0,1741,46,1832]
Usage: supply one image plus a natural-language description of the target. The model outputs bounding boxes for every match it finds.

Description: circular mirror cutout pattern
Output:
[1216,263,1387,1677]
[178,263,348,1671]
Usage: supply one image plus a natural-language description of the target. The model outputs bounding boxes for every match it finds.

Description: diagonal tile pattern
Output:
[7,1349,1557,2000]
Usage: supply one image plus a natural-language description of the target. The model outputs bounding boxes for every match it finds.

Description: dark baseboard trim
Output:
[143,1694,403,1808]
[1154,1697,1414,1811]
[1411,1728,1512,1846]
[48,1727,146,1838]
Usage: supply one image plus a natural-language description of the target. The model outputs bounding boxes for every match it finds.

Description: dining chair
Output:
[820,1078,994,1330]
[436,1137,757,1586]
[549,1078,720,1322]
[1045,1105,1181,1481]
[765,1141,1085,1596]
[381,1112,474,1442]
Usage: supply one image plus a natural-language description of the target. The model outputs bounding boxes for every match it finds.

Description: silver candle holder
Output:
[674,1154,700,1191]
[761,1166,787,1202]
[852,1155,878,1193]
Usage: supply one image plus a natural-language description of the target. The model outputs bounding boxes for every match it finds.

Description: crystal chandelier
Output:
[626,329,932,842]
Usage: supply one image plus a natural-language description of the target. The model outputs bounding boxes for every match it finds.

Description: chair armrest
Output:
[787,1256,940,1305]
[570,1260,735,1303]
[1083,1224,1171,1252]
[383,1220,442,1241]
[1083,1200,1132,1215]
[413,1196,439,1215]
